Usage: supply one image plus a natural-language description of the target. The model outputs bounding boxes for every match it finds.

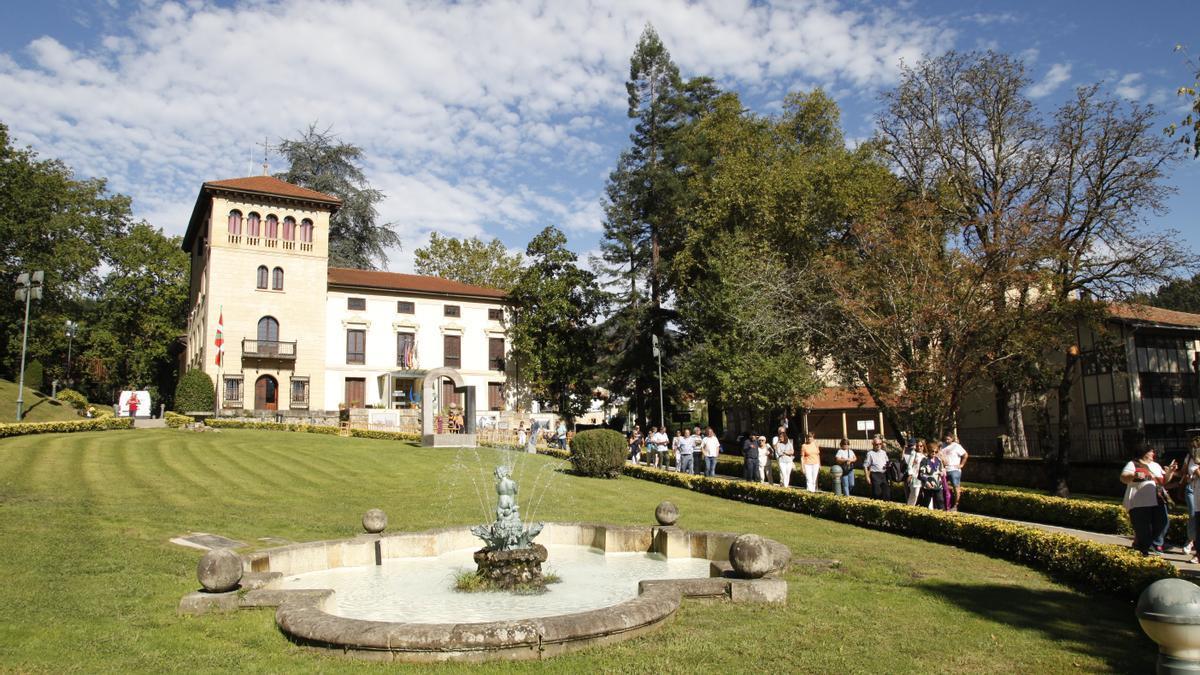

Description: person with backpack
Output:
[863,436,891,500]
[918,442,946,509]
[834,439,857,496]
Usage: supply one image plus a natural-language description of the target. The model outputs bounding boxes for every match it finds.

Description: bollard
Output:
[830,464,843,496]
[1136,578,1200,674]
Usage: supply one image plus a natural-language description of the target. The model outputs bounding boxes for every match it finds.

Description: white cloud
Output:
[0,0,952,269]
[1028,62,1072,98]
[1115,72,1146,100]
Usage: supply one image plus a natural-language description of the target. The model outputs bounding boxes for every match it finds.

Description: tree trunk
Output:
[1005,389,1029,457]
[1052,352,1080,497]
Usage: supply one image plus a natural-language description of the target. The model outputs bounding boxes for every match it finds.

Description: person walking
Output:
[863,436,891,500]
[903,439,924,506]
[918,443,945,509]
[672,429,684,471]
[1121,444,1175,556]
[758,436,772,483]
[692,426,704,474]
[940,434,969,512]
[646,426,660,468]
[743,432,760,482]
[628,426,643,465]
[834,438,857,496]
[1184,439,1200,563]
[701,427,721,477]
[654,427,669,469]
[774,431,797,488]
[678,428,695,474]
[799,432,820,492]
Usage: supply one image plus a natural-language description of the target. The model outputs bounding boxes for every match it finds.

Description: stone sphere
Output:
[729,534,773,579]
[655,501,679,526]
[362,508,388,534]
[197,548,243,593]
[1137,578,1200,625]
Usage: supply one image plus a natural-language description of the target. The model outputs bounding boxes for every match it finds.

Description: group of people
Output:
[515,420,569,452]
[738,430,821,490]
[1121,436,1200,562]
[627,425,722,476]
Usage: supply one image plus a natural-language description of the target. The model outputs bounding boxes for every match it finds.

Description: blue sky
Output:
[1,0,1197,275]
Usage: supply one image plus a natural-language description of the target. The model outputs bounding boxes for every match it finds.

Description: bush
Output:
[0,417,133,438]
[569,429,627,478]
[55,389,88,413]
[164,411,195,428]
[203,419,340,435]
[349,429,421,442]
[174,370,214,413]
[620,462,1175,598]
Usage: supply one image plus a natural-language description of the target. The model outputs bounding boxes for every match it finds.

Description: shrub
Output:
[164,411,195,428]
[349,429,421,442]
[0,417,133,438]
[569,429,627,478]
[174,370,214,413]
[55,389,88,413]
[203,419,340,435]
[618,462,1175,598]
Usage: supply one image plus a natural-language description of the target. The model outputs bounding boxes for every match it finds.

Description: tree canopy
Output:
[413,233,522,290]
[275,124,400,269]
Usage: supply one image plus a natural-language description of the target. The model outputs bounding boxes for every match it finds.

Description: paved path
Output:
[133,418,166,429]
[636,461,1200,575]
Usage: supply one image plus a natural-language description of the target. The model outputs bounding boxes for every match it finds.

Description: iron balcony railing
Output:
[241,339,297,359]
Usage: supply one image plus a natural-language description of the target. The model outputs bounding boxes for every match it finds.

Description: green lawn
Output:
[0,428,1155,672]
[0,378,82,423]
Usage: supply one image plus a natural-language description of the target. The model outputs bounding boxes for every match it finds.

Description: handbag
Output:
[1157,484,1175,508]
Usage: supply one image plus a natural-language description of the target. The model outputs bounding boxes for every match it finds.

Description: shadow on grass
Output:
[915,581,1155,672]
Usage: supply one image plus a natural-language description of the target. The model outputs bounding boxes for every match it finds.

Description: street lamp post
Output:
[652,333,665,429]
[64,320,77,386]
[14,271,45,422]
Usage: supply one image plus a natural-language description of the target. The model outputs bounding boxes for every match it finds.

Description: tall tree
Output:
[413,233,522,290]
[508,227,604,421]
[1166,45,1199,158]
[1145,273,1200,313]
[877,51,1190,493]
[274,124,400,269]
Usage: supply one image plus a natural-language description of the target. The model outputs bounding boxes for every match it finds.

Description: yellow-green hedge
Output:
[0,417,134,438]
[348,429,421,442]
[541,447,1174,598]
[203,419,340,435]
[709,455,1189,544]
[164,412,194,428]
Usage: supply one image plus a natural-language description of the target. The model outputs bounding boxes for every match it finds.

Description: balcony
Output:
[242,339,297,360]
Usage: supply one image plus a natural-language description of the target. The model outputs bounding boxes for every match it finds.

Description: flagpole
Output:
[215,305,222,417]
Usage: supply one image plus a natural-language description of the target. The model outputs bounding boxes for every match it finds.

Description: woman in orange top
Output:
[800,433,822,492]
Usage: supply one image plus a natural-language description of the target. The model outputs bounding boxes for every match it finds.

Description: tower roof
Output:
[182,176,341,251]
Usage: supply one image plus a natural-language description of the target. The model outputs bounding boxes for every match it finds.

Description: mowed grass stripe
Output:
[197,433,327,500]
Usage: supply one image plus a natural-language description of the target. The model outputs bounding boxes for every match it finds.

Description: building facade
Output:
[182,176,509,418]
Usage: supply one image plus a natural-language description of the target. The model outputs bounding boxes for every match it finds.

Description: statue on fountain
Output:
[470,466,548,590]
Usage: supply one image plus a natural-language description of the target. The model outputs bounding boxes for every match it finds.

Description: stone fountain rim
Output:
[229,521,790,661]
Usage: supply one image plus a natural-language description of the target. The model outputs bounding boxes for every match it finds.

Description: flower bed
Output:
[0,417,133,438]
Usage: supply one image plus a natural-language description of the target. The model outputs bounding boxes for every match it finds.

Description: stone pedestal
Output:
[473,544,548,589]
[654,526,689,559]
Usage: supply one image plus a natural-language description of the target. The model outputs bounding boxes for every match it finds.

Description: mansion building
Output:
[181,176,510,417]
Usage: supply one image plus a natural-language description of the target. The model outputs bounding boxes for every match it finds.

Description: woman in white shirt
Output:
[1121,445,1176,556]
[757,436,771,483]
[774,431,796,488]
[903,439,925,506]
[1185,438,1200,564]
[834,439,857,496]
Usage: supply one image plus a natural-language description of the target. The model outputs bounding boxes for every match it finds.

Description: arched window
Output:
[272,266,284,290]
[227,210,242,235]
[256,265,268,289]
[247,212,261,237]
[257,316,279,342]
[300,218,314,243]
[265,214,278,239]
[282,216,296,241]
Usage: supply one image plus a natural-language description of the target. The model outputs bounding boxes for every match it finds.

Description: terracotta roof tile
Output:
[328,267,508,299]
[805,387,878,410]
[204,176,341,204]
[1109,302,1200,328]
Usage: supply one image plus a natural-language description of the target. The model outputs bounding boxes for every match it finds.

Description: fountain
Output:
[469,466,548,590]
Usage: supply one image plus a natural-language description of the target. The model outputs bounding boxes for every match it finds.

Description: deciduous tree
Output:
[413,233,522,290]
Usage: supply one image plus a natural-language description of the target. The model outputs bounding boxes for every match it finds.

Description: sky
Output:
[1,0,1197,274]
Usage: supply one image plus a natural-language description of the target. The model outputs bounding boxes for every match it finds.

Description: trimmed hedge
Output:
[537,446,1175,598]
[569,429,627,478]
[0,417,134,438]
[174,370,214,413]
[164,412,195,428]
[55,389,88,413]
[349,429,421,442]
[709,455,1191,544]
[203,419,340,435]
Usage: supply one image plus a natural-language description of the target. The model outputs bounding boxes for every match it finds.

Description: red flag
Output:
[214,311,224,366]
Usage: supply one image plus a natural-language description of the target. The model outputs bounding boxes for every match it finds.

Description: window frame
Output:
[347,297,366,311]
[488,308,503,321]
[256,265,269,289]
[346,328,366,364]
[397,300,415,314]
[443,334,461,368]
[444,304,461,318]
[272,266,284,291]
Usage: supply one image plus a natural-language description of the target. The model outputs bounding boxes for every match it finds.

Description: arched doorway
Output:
[255,375,278,411]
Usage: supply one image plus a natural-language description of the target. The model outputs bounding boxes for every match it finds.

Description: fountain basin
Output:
[199,522,789,662]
